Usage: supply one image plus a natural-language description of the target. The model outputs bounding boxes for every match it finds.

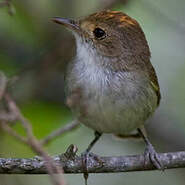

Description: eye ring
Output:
[93,27,106,39]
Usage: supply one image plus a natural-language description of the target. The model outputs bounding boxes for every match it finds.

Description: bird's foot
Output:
[81,151,89,185]
[144,142,164,170]
[81,151,103,185]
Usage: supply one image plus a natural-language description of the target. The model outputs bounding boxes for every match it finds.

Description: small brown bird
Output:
[53,10,162,169]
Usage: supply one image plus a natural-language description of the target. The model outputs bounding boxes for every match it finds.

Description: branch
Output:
[0,145,184,174]
[0,111,17,122]
[0,72,77,185]
[2,94,66,185]
[0,121,27,143]
[40,120,80,145]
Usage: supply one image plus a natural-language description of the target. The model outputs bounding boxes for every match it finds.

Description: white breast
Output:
[66,37,158,135]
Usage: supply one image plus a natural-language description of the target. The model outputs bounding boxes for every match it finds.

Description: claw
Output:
[81,151,89,185]
[81,152,103,185]
[81,131,102,185]
[137,127,165,170]
[144,142,164,170]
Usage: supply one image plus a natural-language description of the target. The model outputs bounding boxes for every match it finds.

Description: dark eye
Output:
[93,28,106,39]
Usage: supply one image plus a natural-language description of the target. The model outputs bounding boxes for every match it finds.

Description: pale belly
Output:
[66,59,157,135]
[77,93,154,134]
[67,76,157,135]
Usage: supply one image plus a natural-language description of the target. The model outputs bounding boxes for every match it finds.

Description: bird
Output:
[52,10,162,170]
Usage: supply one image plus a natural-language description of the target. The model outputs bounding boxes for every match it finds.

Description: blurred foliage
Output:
[0,0,185,185]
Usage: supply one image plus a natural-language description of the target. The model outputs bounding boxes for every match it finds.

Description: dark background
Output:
[0,0,185,184]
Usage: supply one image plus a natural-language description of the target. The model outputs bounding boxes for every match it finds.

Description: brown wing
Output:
[148,63,161,106]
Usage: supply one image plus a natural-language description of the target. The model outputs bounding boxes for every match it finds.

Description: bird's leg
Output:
[137,127,164,170]
[82,131,102,185]
[85,131,102,153]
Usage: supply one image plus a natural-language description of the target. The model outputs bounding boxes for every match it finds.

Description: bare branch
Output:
[0,111,17,122]
[40,120,80,145]
[0,72,74,185]
[0,145,185,174]
[2,94,66,185]
[0,121,27,143]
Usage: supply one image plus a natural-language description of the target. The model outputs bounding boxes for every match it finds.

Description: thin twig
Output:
[0,121,27,143]
[40,120,79,145]
[3,94,66,185]
[0,111,17,122]
[0,120,65,185]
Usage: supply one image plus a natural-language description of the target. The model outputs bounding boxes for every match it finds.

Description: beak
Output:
[52,17,80,32]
